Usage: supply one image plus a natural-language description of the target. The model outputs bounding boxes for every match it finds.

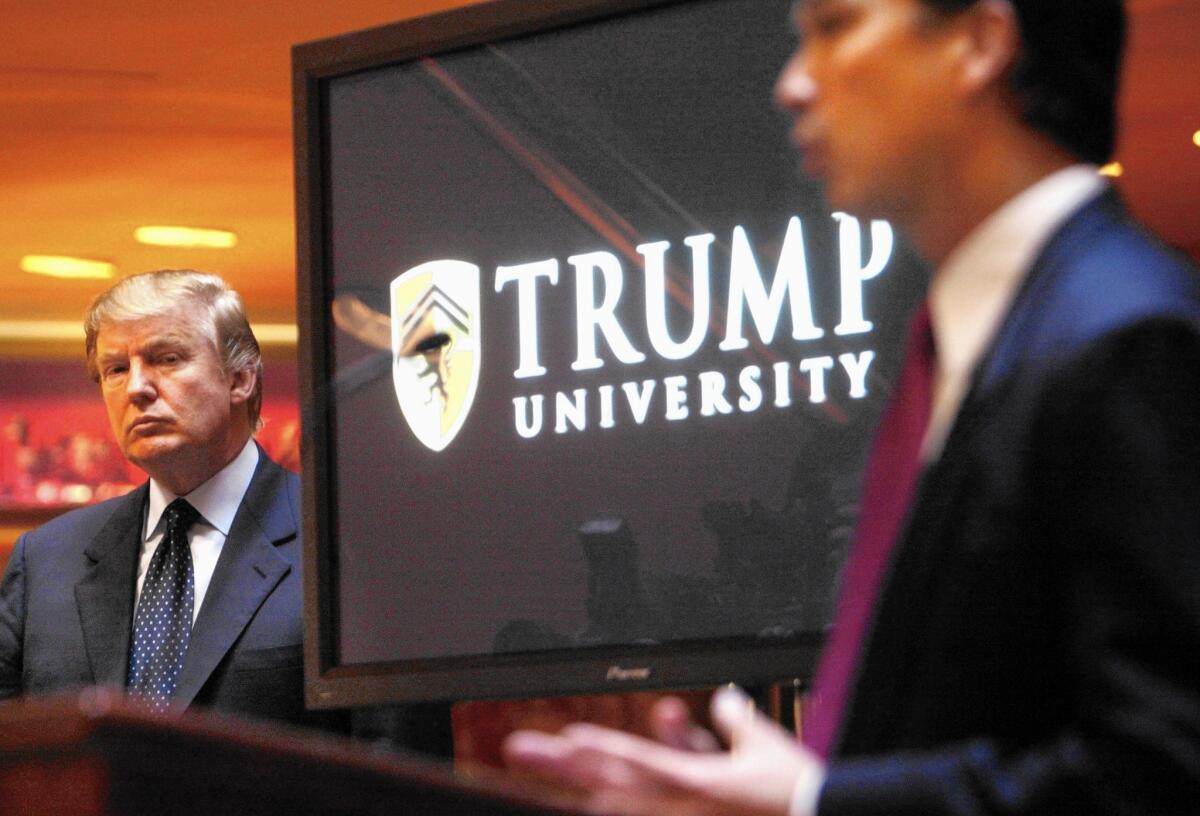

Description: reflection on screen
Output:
[321,0,926,669]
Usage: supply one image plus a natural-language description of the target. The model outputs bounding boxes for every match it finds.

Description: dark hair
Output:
[921,0,1126,164]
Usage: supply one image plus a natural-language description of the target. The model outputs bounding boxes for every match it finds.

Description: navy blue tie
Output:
[127,497,199,713]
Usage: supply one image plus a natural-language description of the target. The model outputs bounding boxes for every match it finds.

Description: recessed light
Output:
[20,255,115,279]
[135,225,238,248]
[0,320,295,345]
[1098,161,1123,178]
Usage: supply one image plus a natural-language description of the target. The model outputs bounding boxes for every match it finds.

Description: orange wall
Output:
[0,357,299,571]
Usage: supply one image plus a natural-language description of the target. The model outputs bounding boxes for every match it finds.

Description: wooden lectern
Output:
[0,691,581,816]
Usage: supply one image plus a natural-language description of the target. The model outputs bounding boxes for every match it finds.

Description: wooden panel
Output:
[0,757,107,816]
[0,693,585,816]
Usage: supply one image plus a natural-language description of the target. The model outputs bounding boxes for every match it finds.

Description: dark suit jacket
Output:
[0,448,332,730]
[819,192,1200,815]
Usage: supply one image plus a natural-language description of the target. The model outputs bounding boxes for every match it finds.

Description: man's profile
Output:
[503,1,1200,814]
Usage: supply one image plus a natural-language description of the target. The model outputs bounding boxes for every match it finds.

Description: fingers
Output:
[709,685,756,746]
[503,708,813,816]
[709,686,792,752]
[504,725,674,792]
[502,730,679,816]
[503,729,570,774]
[503,728,630,789]
[651,696,721,753]
[513,721,721,794]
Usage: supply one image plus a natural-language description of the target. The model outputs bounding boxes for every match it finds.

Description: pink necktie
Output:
[803,302,935,758]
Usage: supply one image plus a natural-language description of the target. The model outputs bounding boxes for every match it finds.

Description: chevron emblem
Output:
[390,259,481,452]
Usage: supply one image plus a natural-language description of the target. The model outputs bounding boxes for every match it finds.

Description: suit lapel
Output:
[172,453,294,707]
[837,196,1115,753]
[74,484,147,688]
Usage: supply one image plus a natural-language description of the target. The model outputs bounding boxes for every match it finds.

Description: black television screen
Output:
[294,0,927,709]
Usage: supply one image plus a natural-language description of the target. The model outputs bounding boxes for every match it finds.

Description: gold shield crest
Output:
[390,260,481,452]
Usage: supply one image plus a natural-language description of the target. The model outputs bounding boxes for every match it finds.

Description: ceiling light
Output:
[0,320,295,345]
[20,255,115,279]
[0,320,84,342]
[135,225,238,248]
[1192,130,1200,148]
[252,323,298,345]
[1098,162,1123,178]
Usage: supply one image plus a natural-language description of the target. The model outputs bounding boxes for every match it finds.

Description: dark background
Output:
[324,0,927,667]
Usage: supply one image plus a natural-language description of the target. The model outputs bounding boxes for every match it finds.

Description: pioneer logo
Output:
[390,259,481,451]
[606,665,653,682]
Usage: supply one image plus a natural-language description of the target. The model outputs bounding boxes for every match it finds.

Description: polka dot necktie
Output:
[127,497,199,713]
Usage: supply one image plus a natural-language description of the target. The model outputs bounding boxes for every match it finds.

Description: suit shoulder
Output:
[1038,195,1200,328]
[256,451,301,506]
[17,489,143,560]
[245,451,303,543]
[283,466,300,494]
[24,491,139,540]
[283,468,302,528]
[982,199,1200,387]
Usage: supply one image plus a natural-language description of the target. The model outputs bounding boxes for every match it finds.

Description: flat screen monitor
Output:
[294,0,927,709]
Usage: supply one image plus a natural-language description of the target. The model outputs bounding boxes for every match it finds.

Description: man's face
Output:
[775,0,965,219]
[95,304,251,491]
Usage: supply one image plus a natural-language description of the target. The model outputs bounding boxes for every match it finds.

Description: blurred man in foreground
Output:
[0,270,325,729]
[504,1,1200,813]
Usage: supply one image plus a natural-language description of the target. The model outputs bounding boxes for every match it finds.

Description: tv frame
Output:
[293,0,829,711]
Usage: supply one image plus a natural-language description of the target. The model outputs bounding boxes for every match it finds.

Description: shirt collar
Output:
[145,438,260,540]
[928,164,1107,384]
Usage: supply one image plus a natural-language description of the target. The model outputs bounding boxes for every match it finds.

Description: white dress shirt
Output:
[922,165,1106,459]
[791,164,1106,816]
[135,438,259,625]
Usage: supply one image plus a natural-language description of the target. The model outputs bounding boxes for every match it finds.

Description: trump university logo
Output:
[386,214,893,451]
[390,260,482,452]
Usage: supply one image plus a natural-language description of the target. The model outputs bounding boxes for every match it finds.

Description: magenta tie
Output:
[803,302,935,758]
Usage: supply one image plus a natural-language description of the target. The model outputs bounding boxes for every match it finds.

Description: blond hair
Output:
[85,269,264,429]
